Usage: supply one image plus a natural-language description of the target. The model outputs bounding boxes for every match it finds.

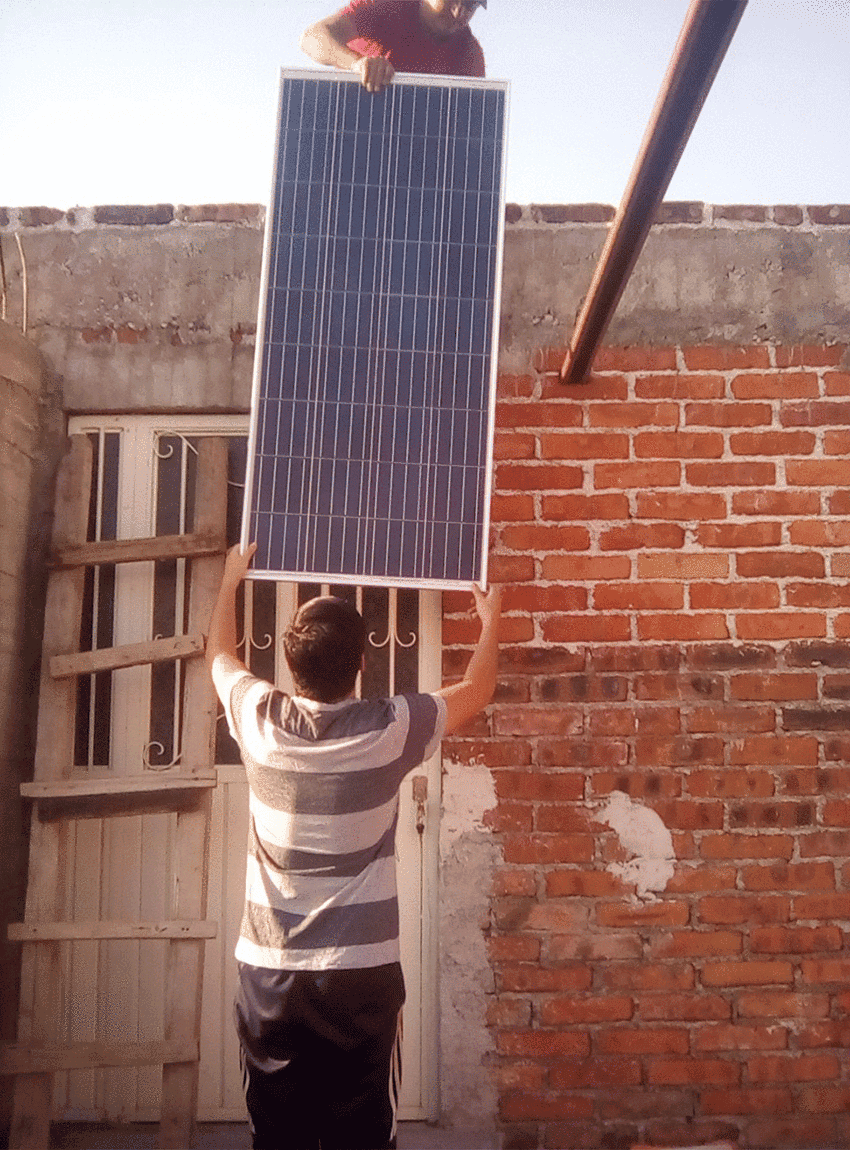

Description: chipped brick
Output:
[786,643,850,669]
[714,205,767,223]
[80,327,113,344]
[177,203,263,224]
[808,205,850,225]
[654,201,705,224]
[784,708,850,732]
[93,204,174,226]
[772,205,804,226]
[530,203,614,224]
[19,206,65,227]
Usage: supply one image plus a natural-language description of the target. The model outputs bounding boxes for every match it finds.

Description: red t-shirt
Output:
[342,0,485,78]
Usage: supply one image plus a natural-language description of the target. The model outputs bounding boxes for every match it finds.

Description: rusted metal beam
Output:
[560,0,748,386]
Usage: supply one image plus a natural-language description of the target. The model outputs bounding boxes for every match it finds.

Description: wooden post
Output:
[10,436,92,1148]
[158,438,228,1149]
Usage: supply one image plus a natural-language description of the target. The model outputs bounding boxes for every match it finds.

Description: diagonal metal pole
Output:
[560,0,748,386]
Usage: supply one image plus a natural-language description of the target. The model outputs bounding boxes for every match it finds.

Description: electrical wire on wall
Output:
[0,233,29,335]
[0,236,7,322]
[15,234,28,336]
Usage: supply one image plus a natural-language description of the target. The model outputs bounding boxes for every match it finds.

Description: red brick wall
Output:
[444,343,850,1150]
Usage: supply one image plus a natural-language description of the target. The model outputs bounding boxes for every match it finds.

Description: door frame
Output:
[65,413,442,1122]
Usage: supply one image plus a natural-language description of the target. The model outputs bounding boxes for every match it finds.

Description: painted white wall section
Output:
[439,756,498,1130]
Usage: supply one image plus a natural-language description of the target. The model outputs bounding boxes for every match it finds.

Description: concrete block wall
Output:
[0,204,264,413]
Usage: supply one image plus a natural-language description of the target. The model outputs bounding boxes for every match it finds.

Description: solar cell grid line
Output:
[357,89,376,571]
[389,84,414,577]
[385,101,404,577]
[297,82,322,568]
[422,82,454,580]
[434,84,458,580]
[298,123,324,553]
[446,93,469,579]
[345,82,380,575]
[280,80,309,568]
[373,86,403,578]
[329,89,359,575]
[242,68,509,589]
[286,79,313,567]
[464,93,491,569]
[417,84,439,582]
[385,84,416,580]
[310,82,334,576]
[420,82,481,583]
[315,79,349,575]
[317,78,347,572]
[309,79,343,571]
[364,89,394,575]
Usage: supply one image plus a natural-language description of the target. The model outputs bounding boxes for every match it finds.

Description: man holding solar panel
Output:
[207,543,501,1149]
[301,0,487,93]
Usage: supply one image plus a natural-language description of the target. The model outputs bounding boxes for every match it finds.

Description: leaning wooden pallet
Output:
[2,434,227,1149]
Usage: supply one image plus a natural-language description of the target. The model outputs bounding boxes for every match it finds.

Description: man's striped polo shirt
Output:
[225,670,446,971]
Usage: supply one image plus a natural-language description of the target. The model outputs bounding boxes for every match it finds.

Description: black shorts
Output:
[235,961,406,1150]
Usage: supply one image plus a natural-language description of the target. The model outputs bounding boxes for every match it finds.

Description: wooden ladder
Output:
[1,434,228,1149]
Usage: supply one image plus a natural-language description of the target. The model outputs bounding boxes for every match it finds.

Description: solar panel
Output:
[242,68,509,589]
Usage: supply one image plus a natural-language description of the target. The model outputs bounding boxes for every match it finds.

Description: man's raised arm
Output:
[206,542,257,707]
[300,8,396,93]
[437,584,502,736]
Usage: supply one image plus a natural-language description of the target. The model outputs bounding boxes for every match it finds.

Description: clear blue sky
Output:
[2,0,848,211]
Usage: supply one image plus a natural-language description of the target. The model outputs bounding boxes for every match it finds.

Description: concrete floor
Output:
[51,1122,501,1149]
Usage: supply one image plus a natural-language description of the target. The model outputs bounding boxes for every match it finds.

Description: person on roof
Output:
[301,0,486,93]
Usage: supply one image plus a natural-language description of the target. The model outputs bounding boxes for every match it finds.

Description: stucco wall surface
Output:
[2,202,849,411]
[500,219,850,374]
[1,206,264,412]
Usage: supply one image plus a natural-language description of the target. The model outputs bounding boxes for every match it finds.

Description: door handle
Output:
[412,775,427,836]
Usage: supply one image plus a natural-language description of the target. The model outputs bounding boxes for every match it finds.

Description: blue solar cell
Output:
[243,70,508,587]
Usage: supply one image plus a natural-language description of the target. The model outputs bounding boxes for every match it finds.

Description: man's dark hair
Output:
[283,596,366,703]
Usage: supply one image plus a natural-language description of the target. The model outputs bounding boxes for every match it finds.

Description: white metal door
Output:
[59,415,441,1122]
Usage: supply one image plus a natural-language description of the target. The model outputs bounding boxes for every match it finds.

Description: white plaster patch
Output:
[440,754,495,847]
[595,790,675,901]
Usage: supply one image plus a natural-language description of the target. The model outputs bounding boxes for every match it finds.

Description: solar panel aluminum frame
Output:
[241,68,509,590]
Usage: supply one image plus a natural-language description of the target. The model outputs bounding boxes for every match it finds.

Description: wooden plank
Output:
[1,1040,198,1075]
[50,633,204,679]
[51,530,226,570]
[137,809,170,1112]
[28,436,93,782]
[11,435,93,1150]
[198,781,226,1116]
[159,438,227,1149]
[101,811,142,1111]
[28,791,208,825]
[21,771,215,801]
[9,920,217,942]
[221,779,250,1114]
[66,818,101,1115]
